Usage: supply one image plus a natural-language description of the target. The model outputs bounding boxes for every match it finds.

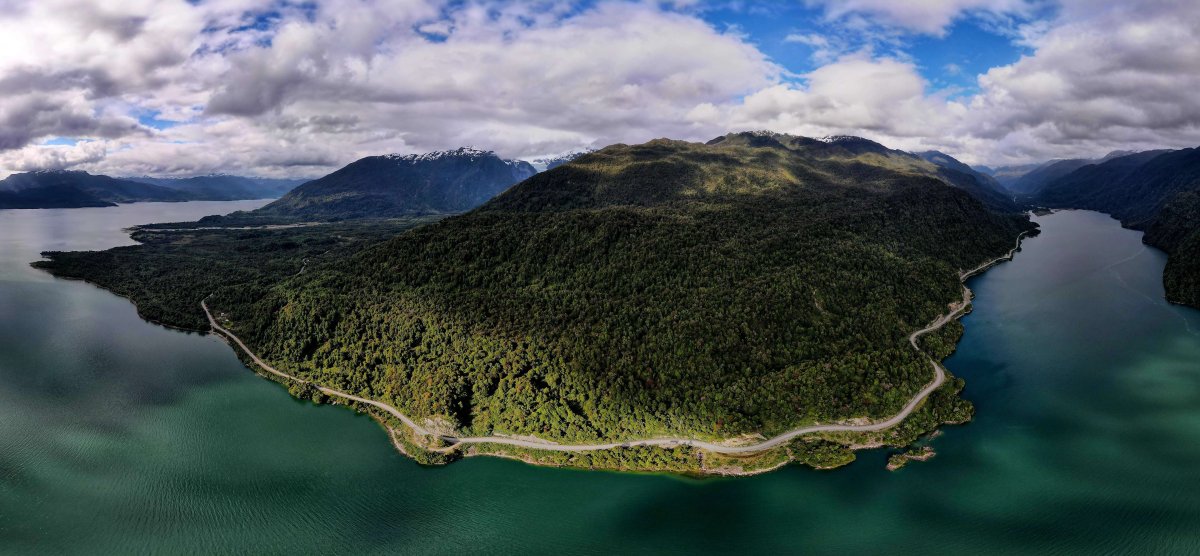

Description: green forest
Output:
[217,137,1034,443]
[35,218,441,330]
[37,134,1034,471]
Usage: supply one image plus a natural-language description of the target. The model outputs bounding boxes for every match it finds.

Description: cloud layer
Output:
[1,0,1199,176]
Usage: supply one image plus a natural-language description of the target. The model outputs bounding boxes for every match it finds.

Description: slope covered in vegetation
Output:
[251,148,537,220]
[1036,147,1200,307]
[211,134,1033,446]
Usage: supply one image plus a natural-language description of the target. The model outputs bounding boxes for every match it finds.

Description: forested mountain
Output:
[985,162,1041,188]
[998,150,1145,196]
[0,170,190,209]
[127,175,305,200]
[198,133,1032,449]
[1006,158,1094,195]
[917,150,1004,191]
[916,150,1014,208]
[703,133,1021,212]
[1035,148,1200,307]
[252,148,537,220]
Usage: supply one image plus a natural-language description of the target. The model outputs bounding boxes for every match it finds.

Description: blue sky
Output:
[692,2,1040,97]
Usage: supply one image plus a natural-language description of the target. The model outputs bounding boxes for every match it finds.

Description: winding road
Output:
[203,230,1028,456]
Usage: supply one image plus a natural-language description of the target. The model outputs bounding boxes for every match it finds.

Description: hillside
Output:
[917,151,1003,190]
[1007,158,1094,195]
[1035,148,1200,307]
[699,133,1020,212]
[197,133,1032,463]
[252,148,536,220]
[916,150,1014,207]
[1002,151,1147,196]
[986,162,1043,188]
[0,170,191,209]
[127,175,305,201]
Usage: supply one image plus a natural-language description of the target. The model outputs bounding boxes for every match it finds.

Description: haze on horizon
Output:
[1,0,1198,179]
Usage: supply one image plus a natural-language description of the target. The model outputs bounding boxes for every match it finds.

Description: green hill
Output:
[698,133,1022,212]
[209,134,1032,452]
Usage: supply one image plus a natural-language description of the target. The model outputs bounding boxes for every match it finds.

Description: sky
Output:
[1,0,1199,178]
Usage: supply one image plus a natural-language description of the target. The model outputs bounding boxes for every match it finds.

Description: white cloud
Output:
[2,0,1200,175]
[956,0,1200,164]
[692,55,964,153]
[805,0,1039,36]
[0,0,778,177]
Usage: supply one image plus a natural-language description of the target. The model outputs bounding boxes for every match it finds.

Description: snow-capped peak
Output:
[384,147,496,162]
[818,135,867,143]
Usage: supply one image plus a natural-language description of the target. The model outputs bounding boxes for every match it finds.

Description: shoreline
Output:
[199,228,1031,473]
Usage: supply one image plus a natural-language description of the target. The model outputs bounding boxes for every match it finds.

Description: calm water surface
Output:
[1,206,1198,554]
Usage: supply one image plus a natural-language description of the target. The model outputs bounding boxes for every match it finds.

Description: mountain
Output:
[187,132,1033,469]
[986,162,1044,188]
[699,132,1020,211]
[1035,150,1171,212]
[1034,148,1200,307]
[917,151,999,188]
[1007,159,1095,195]
[252,148,537,220]
[531,150,594,171]
[1000,150,1145,196]
[916,150,1011,199]
[127,175,305,201]
[0,170,190,209]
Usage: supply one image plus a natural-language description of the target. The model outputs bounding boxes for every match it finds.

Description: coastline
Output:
[198,228,1032,475]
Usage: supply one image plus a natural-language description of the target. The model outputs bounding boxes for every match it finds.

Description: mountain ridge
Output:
[1035,147,1200,307]
[252,148,537,220]
[0,170,191,209]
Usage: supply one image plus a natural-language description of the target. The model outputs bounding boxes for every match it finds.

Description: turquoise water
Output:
[1,206,1198,554]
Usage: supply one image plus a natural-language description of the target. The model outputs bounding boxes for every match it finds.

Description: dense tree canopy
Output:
[219,135,1033,442]
[37,134,1034,471]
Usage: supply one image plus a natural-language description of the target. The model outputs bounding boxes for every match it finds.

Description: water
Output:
[1,206,1198,554]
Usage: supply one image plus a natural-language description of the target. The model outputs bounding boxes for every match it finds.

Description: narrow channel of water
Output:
[1,206,1197,554]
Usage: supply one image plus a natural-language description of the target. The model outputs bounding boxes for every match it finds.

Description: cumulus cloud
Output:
[689,55,964,154]
[804,0,1039,35]
[744,0,1200,165]
[2,0,1200,176]
[0,0,778,177]
[958,0,1200,163]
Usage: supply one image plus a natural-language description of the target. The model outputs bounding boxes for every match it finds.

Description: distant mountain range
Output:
[250,147,537,220]
[126,175,305,201]
[1032,148,1200,307]
[5,140,1023,218]
[0,170,190,209]
[987,150,1142,195]
[0,170,304,209]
